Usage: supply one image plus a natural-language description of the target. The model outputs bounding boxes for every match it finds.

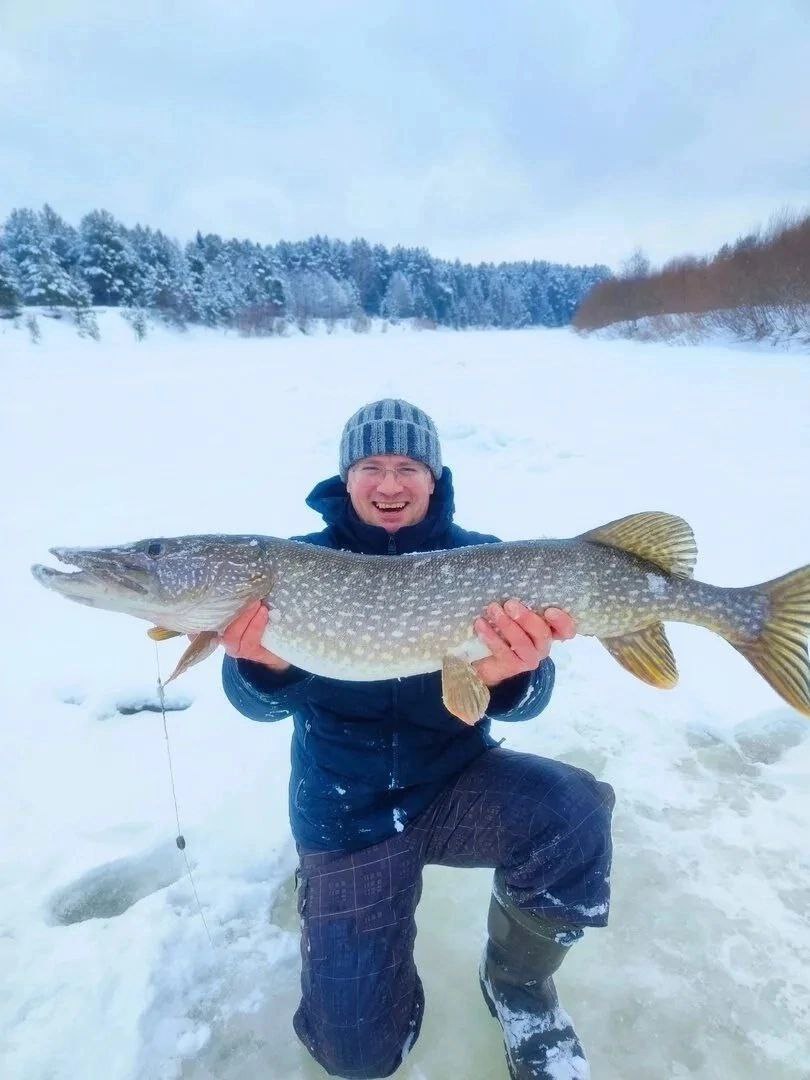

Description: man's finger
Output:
[239,604,270,651]
[223,600,263,640]
[485,603,541,666]
[506,607,554,652]
[543,607,577,641]
[474,617,515,661]
[222,601,267,653]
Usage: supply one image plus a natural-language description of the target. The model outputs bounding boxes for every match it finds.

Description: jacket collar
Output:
[305,467,456,554]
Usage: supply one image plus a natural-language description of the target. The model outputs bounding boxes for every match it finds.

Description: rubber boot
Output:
[479,872,590,1079]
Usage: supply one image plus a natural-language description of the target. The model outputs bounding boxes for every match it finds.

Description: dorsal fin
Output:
[580,512,697,578]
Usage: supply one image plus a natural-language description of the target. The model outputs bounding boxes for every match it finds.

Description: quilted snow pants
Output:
[292,746,615,1079]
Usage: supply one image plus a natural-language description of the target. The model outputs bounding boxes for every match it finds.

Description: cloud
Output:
[0,0,807,268]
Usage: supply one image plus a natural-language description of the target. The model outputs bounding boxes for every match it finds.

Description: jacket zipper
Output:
[391,730,399,789]
[391,669,400,789]
[387,532,398,788]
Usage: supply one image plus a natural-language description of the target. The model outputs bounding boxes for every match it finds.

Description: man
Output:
[221,400,614,1080]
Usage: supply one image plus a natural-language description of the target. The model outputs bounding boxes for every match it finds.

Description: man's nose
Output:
[376,470,404,494]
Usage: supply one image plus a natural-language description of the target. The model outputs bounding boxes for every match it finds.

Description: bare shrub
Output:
[25,313,41,343]
[74,307,101,340]
[156,307,188,332]
[573,209,810,344]
[234,303,283,337]
[121,308,147,341]
[350,312,371,333]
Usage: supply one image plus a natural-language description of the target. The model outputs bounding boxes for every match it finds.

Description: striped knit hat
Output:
[339,399,442,480]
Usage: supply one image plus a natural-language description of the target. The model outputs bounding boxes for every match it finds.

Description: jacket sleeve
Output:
[221,655,313,722]
[485,658,555,723]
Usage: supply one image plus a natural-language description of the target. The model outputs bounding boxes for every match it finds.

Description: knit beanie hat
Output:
[339,399,443,480]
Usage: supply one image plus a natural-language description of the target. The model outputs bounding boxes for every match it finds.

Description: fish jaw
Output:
[32,548,169,623]
[31,536,278,633]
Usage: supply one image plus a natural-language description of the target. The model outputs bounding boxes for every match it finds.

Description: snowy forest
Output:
[0,205,610,335]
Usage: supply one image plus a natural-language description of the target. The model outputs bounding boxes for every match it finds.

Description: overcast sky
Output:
[1,0,808,269]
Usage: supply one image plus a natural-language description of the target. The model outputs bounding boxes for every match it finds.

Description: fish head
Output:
[32,534,277,632]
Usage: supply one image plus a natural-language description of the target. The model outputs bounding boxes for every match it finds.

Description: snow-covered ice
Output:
[1,312,808,1079]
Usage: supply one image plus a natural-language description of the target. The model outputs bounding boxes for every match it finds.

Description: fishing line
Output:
[154,642,215,949]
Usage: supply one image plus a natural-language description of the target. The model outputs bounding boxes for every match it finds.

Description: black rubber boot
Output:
[479,872,589,1079]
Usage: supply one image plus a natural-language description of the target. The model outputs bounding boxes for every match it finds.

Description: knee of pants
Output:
[582,773,616,834]
[552,767,614,840]
[515,765,615,870]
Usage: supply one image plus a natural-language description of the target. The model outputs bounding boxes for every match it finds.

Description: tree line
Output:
[0,205,610,335]
[573,210,810,342]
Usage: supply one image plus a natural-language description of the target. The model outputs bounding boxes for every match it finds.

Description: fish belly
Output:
[260,623,491,682]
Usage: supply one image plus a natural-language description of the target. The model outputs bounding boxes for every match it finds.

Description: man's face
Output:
[346,454,436,533]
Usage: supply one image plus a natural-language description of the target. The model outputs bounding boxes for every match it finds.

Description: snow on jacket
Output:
[222,468,555,852]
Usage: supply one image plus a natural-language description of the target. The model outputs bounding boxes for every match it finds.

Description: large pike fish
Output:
[32,512,810,723]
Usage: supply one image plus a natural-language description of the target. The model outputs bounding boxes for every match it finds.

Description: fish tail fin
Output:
[731,564,810,717]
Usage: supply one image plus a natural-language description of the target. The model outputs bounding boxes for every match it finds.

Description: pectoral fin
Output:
[442,653,491,724]
[600,623,678,688]
[147,627,183,641]
[164,631,220,684]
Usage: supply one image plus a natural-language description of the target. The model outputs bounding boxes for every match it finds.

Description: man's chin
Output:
[376,515,407,532]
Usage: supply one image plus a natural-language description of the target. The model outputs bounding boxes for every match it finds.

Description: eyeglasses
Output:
[351,463,430,482]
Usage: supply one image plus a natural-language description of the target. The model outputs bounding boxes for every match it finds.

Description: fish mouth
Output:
[32,547,150,604]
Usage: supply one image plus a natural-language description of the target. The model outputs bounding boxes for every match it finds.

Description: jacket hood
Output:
[305,467,457,554]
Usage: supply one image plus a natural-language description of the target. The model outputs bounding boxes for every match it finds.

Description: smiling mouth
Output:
[373,501,408,514]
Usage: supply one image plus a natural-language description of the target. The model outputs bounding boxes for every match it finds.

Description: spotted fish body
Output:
[261,539,763,678]
[32,512,810,722]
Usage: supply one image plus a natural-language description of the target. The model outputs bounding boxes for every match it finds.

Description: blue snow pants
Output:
[292,747,615,1079]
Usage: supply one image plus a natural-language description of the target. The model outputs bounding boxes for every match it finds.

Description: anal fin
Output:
[600,623,678,688]
[442,653,490,724]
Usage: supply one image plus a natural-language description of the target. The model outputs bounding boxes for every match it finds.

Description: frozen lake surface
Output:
[1,314,808,1079]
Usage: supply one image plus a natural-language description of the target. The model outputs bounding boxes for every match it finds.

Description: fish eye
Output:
[146,541,162,558]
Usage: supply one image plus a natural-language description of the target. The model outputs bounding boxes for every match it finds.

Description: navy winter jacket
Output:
[222,468,555,852]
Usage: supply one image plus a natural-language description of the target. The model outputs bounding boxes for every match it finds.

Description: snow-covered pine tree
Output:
[129,225,172,308]
[230,243,286,334]
[193,261,238,326]
[78,210,141,306]
[40,205,80,275]
[380,270,415,321]
[0,250,21,317]
[3,208,91,311]
[184,233,240,326]
[430,263,456,324]
[522,262,554,326]
[349,239,381,315]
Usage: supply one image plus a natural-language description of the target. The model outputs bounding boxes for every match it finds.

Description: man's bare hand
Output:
[219,600,291,673]
[472,601,576,688]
